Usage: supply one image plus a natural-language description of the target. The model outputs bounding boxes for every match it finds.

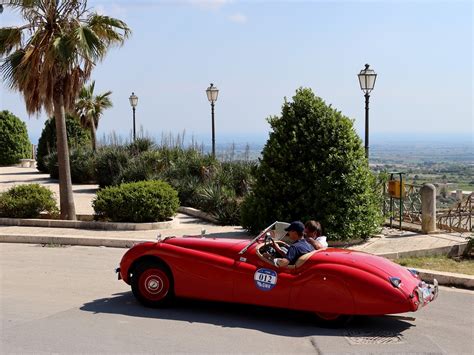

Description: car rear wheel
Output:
[131,261,173,307]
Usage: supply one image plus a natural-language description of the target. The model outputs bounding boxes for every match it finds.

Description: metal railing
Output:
[436,193,473,233]
[383,182,423,227]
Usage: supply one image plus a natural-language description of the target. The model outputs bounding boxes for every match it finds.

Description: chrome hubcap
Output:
[145,276,163,294]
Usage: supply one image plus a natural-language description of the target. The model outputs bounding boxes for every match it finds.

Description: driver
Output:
[271,221,314,267]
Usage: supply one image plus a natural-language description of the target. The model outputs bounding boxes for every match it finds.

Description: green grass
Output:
[395,255,474,275]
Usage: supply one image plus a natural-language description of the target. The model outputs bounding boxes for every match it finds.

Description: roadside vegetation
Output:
[2,88,385,238]
[93,180,179,223]
[0,110,31,166]
[37,115,91,173]
[0,184,58,218]
[33,88,383,238]
[241,88,383,240]
[394,255,474,275]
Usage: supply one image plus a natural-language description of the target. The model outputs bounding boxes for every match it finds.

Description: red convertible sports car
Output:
[116,222,438,322]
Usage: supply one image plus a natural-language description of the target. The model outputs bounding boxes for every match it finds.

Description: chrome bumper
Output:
[416,279,438,308]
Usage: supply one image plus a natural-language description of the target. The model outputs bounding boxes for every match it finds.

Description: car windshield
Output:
[238,221,290,255]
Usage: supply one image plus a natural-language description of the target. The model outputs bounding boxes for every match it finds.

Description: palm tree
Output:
[75,81,112,151]
[0,0,130,219]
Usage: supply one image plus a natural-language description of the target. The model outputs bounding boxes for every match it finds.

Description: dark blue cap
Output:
[285,221,305,233]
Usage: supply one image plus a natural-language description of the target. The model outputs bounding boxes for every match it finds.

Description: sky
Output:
[0,0,472,147]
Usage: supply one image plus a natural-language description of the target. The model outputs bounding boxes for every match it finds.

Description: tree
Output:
[241,88,383,240]
[75,81,112,151]
[36,115,91,173]
[0,110,31,166]
[0,0,130,219]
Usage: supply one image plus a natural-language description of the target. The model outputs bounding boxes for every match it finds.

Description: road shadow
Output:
[203,231,251,239]
[177,215,213,225]
[1,177,54,184]
[0,171,44,176]
[73,188,98,194]
[80,292,414,337]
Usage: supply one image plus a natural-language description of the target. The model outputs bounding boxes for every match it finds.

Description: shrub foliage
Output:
[46,148,96,183]
[0,110,31,166]
[93,180,179,223]
[240,88,383,240]
[36,115,90,172]
[0,184,58,218]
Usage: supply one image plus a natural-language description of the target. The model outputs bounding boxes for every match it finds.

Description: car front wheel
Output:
[131,261,173,307]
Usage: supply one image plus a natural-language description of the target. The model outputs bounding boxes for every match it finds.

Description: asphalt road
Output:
[0,243,473,354]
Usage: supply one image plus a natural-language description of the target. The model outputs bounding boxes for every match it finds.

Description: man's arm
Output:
[273,244,298,267]
[273,257,289,267]
[306,237,324,250]
[271,239,287,257]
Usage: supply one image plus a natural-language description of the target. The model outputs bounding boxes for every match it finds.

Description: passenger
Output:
[272,221,314,267]
[304,220,328,250]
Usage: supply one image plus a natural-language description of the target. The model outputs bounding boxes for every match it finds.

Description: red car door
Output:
[232,255,294,308]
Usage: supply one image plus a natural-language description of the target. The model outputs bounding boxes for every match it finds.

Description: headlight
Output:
[389,276,402,288]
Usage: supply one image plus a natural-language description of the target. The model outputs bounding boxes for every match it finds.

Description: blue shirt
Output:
[284,238,315,265]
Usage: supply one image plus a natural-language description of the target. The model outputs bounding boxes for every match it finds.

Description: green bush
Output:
[91,142,254,225]
[36,115,91,173]
[0,184,58,218]
[94,146,132,187]
[0,110,31,166]
[194,184,241,225]
[127,137,156,156]
[217,161,256,197]
[45,148,96,183]
[240,88,383,240]
[120,150,164,183]
[93,180,179,223]
[167,175,201,207]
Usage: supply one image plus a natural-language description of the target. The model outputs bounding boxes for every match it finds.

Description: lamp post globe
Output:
[129,92,138,141]
[357,64,377,161]
[206,83,219,158]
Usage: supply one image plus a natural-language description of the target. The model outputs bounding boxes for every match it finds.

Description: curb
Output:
[0,234,151,249]
[417,268,474,289]
[377,244,467,260]
[0,217,177,231]
[178,207,218,224]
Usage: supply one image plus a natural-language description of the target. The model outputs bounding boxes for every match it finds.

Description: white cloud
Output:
[228,12,247,24]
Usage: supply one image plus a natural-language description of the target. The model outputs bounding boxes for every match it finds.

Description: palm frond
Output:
[0,0,130,116]
[0,27,23,56]
[88,13,131,45]
[76,25,105,61]
[0,49,25,89]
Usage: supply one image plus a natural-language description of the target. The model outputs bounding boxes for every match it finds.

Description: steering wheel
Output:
[264,232,273,245]
[262,233,289,256]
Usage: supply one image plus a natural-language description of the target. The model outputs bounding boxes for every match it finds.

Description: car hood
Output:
[162,235,250,258]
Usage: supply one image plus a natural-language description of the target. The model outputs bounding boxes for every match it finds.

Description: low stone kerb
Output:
[0,217,177,231]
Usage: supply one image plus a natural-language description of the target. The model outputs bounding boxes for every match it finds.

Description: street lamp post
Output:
[357,64,377,161]
[206,83,219,158]
[129,92,138,141]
